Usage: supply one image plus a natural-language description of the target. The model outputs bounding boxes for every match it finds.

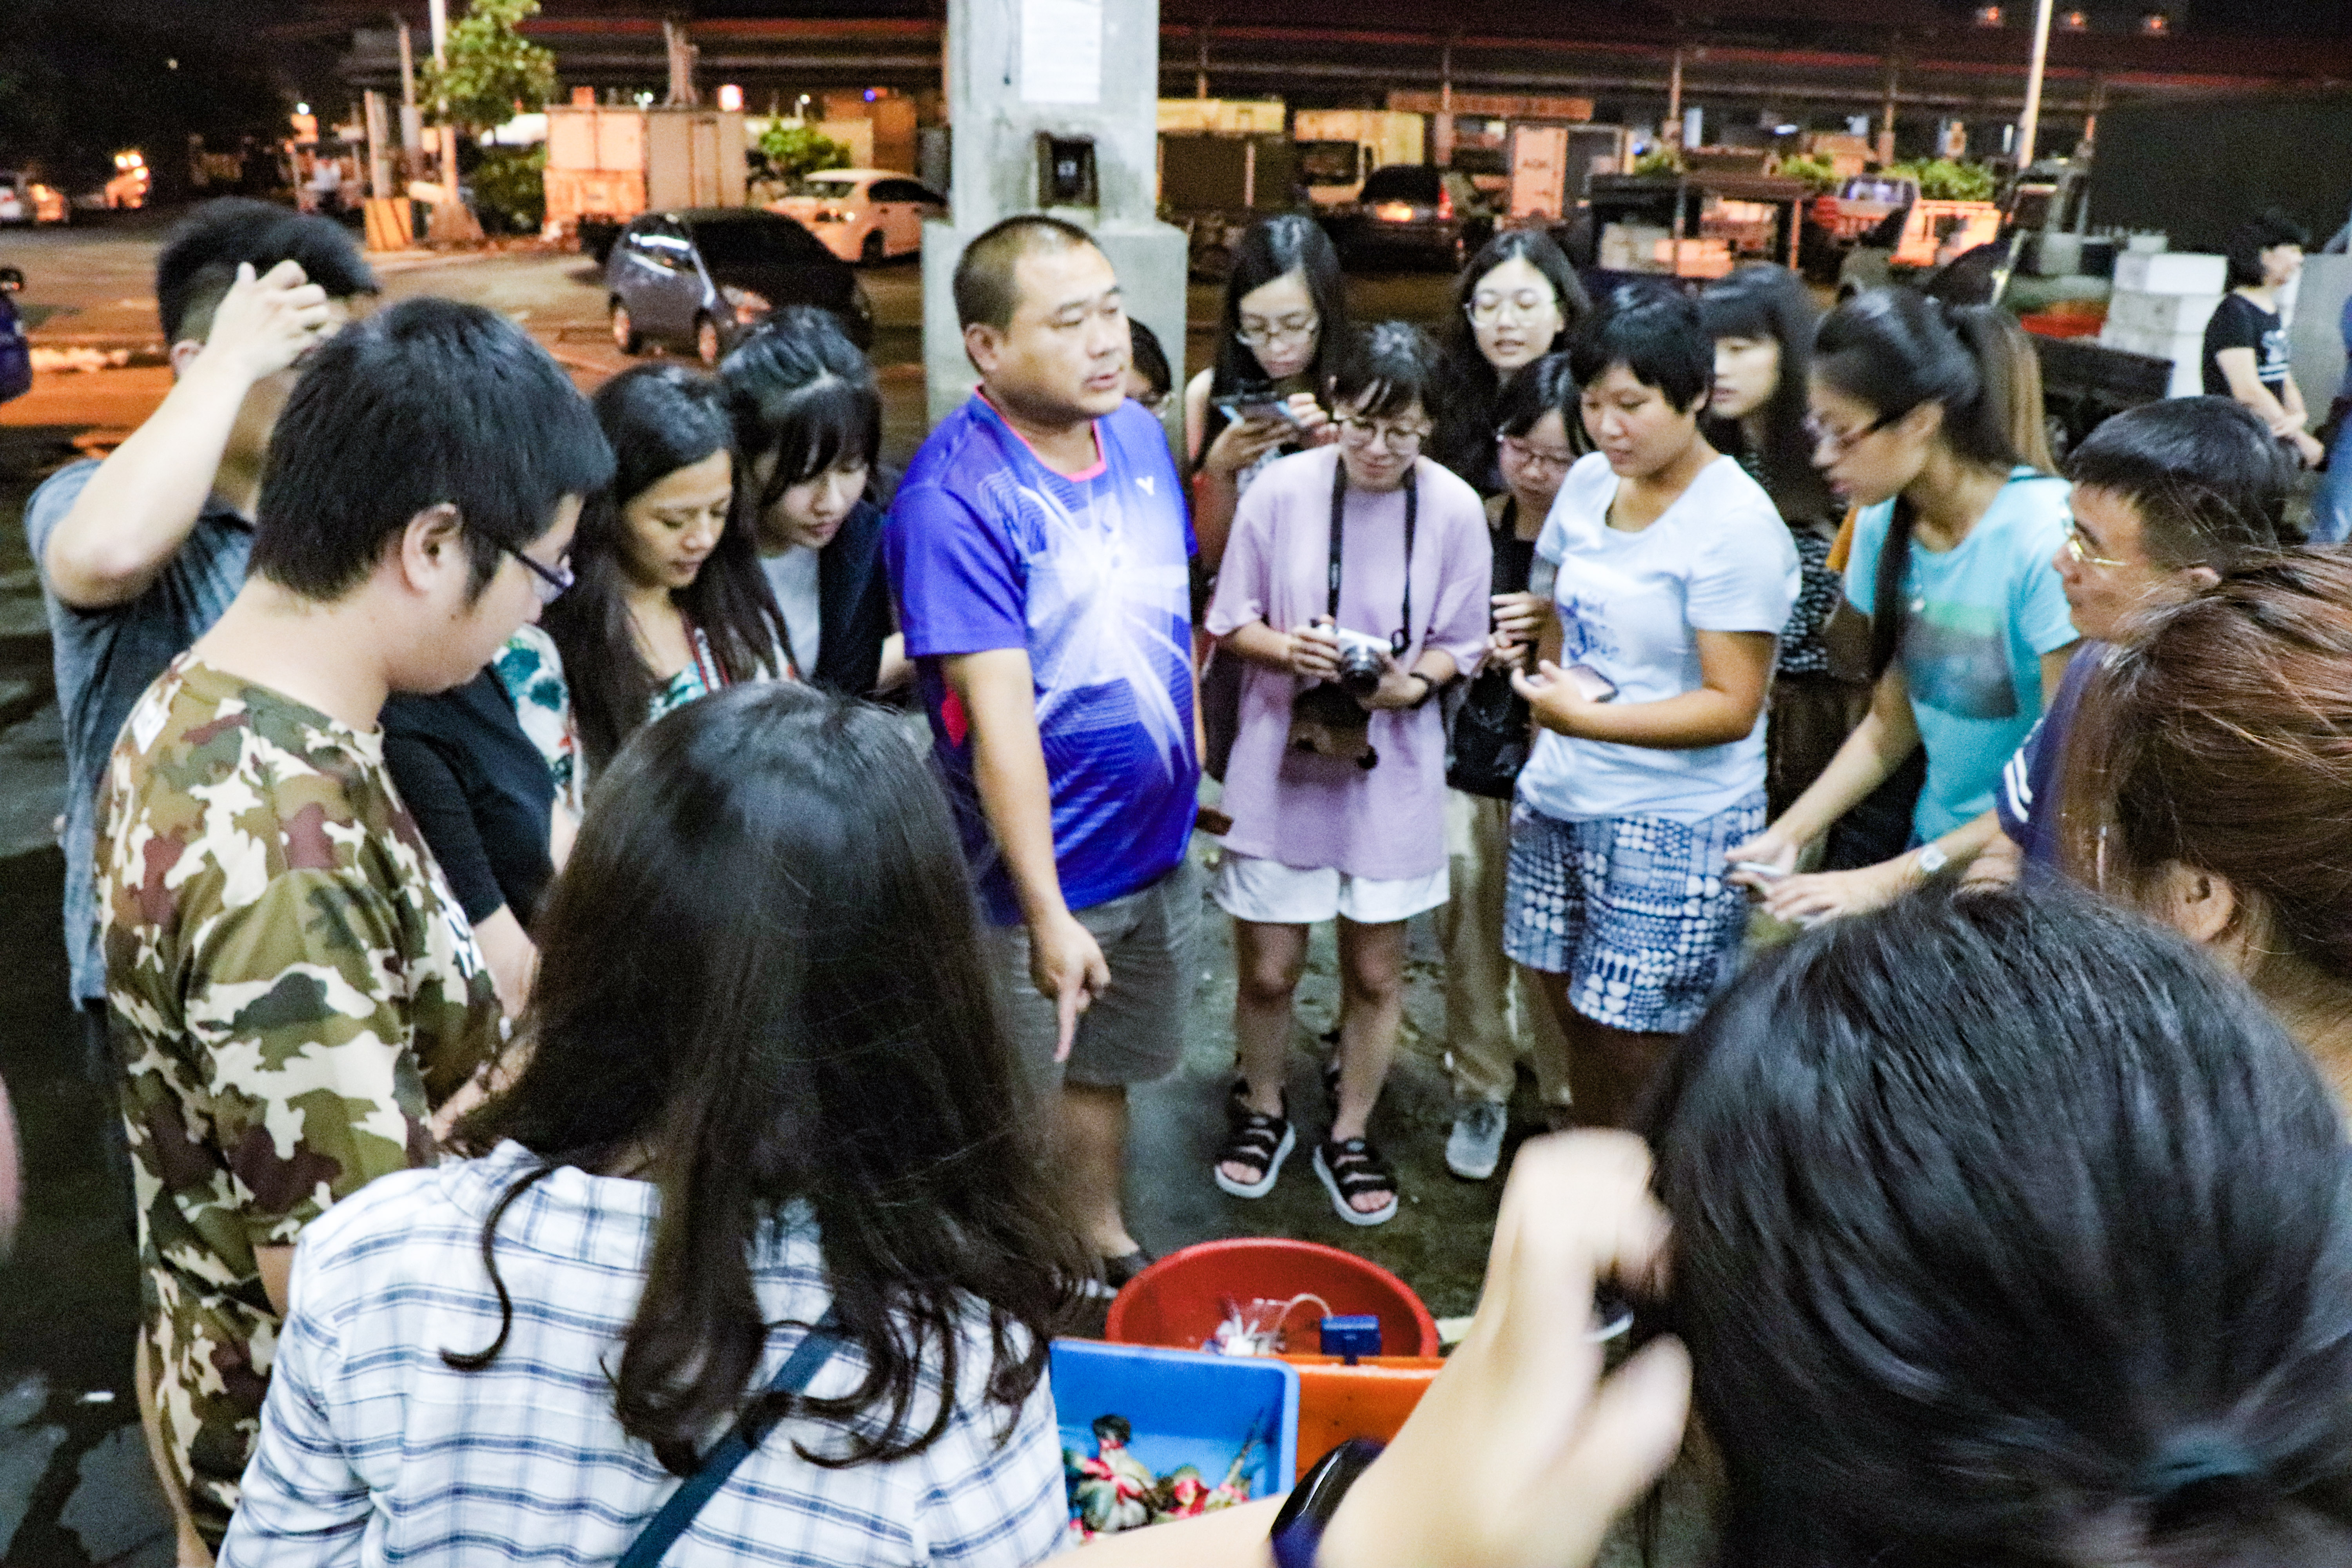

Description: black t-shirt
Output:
[382,668,556,927]
[2201,290,2290,398]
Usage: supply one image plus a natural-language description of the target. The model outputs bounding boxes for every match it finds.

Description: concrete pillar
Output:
[922,0,1189,438]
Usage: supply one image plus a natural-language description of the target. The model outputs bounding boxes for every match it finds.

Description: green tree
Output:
[757,122,850,182]
[421,0,558,136]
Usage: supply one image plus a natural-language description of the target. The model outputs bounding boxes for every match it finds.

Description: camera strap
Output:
[1327,456,1417,658]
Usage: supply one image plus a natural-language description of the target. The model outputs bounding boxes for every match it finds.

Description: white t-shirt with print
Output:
[1515,452,1799,824]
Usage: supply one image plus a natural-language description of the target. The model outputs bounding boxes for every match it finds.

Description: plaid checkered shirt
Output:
[218,1140,1069,1566]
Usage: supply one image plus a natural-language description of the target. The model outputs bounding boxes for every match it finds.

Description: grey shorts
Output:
[983,858,1200,1093]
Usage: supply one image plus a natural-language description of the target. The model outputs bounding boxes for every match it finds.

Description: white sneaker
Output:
[1445,1100,1507,1181]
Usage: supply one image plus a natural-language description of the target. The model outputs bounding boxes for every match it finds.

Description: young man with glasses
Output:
[1756,396,2293,922]
[1207,320,1492,1223]
[97,298,611,1550]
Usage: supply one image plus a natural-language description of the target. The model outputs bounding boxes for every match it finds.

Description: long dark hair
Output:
[1430,229,1593,488]
[1193,215,1350,477]
[1699,264,1832,529]
[1813,287,2021,680]
[542,363,788,775]
[1649,886,2352,1567]
[719,305,884,532]
[1208,213,1349,400]
[446,684,1089,1474]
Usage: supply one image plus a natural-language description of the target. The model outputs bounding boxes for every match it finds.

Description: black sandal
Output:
[1215,1085,1294,1200]
[1314,1135,1400,1227]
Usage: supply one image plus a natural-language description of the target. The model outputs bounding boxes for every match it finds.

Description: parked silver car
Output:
[606,209,873,367]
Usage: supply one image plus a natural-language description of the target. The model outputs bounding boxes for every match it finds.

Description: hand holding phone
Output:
[1562,663,1618,704]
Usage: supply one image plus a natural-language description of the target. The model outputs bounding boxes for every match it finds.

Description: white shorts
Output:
[1213,851,1449,926]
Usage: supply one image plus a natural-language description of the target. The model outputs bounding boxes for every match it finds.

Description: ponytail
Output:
[1868,496,1916,682]
[1818,288,2024,679]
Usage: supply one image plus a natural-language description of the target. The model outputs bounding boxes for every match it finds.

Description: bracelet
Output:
[1270,1437,1385,1568]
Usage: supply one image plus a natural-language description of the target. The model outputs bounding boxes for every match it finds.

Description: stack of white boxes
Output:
[2099,251,2230,397]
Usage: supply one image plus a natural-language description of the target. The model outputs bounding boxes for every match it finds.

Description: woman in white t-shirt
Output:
[1505,288,1798,1129]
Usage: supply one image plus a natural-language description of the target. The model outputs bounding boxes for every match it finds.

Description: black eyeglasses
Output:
[507,545,574,604]
[1803,411,1890,459]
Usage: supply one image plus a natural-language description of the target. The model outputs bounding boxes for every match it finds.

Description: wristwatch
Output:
[1914,841,1949,878]
[1270,1438,1385,1568]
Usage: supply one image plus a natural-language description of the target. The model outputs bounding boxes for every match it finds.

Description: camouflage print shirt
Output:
[98,657,502,1545]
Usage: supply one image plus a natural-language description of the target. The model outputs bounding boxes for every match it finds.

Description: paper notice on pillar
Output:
[1020,0,1103,104]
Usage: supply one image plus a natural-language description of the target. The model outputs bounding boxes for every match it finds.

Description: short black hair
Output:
[952,214,1098,330]
[2224,209,2311,287]
[1330,319,1439,421]
[2065,396,2295,571]
[1569,285,1712,412]
[1127,317,1173,403]
[251,298,613,603]
[1492,350,1579,439]
[156,197,376,345]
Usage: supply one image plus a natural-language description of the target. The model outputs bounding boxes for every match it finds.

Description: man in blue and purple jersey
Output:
[885,216,1200,1291]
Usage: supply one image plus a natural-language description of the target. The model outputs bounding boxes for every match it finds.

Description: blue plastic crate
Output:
[1049,1338,1300,1517]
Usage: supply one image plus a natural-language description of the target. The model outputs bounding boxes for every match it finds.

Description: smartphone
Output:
[1563,662,1618,703]
[1729,861,1788,883]
[1216,396,1301,430]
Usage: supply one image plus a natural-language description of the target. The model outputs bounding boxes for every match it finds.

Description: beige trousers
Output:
[1437,789,1572,1111]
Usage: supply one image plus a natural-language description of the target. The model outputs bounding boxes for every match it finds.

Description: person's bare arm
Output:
[1763,808,2005,923]
[1187,376,1292,573]
[470,905,537,1020]
[135,1331,216,1567]
[256,1244,294,1317]
[44,261,334,608]
[1727,666,1921,881]
[2216,346,2301,436]
[1513,629,1775,750]
[1757,646,2073,915]
[873,632,913,694]
[1963,824,2024,889]
[945,648,1107,1057]
[2279,368,2328,465]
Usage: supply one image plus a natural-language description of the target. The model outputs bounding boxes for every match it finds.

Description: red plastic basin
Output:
[1105,1238,1441,1359]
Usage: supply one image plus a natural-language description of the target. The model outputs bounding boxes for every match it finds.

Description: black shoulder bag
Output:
[614,1311,844,1568]
[1445,499,1536,799]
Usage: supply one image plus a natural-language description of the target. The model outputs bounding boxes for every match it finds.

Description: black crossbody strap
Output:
[615,1310,844,1568]
[1326,456,1419,655]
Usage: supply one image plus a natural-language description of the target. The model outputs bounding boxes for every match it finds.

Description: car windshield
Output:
[788,174,860,199]
[1298,142,1361,185]
[1361,167,1439,204]
[691,215,825,268]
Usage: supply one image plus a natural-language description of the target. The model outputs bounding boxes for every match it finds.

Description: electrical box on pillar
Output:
[1039,135,1099,209]
[922,0,1189,435]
